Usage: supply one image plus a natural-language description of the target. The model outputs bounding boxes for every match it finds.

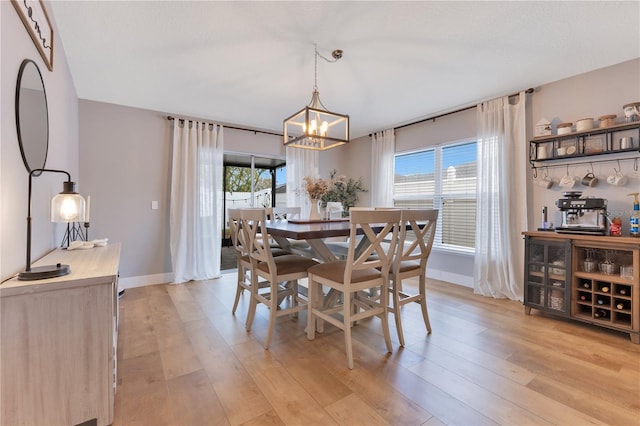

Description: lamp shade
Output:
[51,181,85,223]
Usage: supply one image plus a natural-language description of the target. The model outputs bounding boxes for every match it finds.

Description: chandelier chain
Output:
[313,43,341,92]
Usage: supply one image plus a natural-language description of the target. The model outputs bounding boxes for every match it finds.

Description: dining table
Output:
[265,218,354,262]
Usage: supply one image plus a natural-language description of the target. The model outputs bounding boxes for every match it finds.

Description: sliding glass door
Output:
[222,154,286,246]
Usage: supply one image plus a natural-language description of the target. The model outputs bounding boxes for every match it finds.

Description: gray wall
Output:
[1,1,79,279]
[78,101,285,279]
[530,58,640,233]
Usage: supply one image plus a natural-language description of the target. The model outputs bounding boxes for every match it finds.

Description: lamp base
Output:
[18,264,70,281]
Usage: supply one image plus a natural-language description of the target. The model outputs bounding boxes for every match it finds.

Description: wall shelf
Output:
[529,122,640,168]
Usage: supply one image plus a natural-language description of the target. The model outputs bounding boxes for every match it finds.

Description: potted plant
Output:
[321,169,367,216]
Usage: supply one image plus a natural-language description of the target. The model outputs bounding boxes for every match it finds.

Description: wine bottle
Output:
[601,286,609,293]
[594,309,608,318]
[619,288,628,295]
[582,282,591,289]
[580,294,587,301]
[616,302,625,310]
[596,298,605,305]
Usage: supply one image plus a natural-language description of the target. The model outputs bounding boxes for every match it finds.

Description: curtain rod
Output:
[371,88,535,136]
[167,116,283,137]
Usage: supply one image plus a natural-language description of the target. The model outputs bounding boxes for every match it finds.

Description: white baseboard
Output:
[118,269,473,290]
[426,268,473,288]
[118,273,173,290]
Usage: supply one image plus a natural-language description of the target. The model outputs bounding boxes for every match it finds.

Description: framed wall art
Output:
[12,0,54,71]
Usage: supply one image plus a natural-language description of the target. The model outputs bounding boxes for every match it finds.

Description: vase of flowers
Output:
[302,176,330,220]
[320,169,368,216]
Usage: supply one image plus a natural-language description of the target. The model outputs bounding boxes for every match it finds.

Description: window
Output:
[393,141,477,251]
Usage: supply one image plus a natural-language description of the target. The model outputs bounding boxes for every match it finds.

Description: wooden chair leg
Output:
[307,275,316,340]
[419,274,432,334]
[392,278,406,347]
[264,281,279,349]
[315,282,325,333]
[232,265,245,314]
[380,281,393,353]
[291,280,299,319]
[343,291,354,369]
[245,273,258,331]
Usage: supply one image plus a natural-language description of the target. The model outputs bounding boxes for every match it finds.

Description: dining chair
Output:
[389,209,438,347]
[228,208,253,316]
[272,206,301,220]
[306,209,401,369]
[272,206,313,253]
[229,209,289,320]
[240,208,319,349]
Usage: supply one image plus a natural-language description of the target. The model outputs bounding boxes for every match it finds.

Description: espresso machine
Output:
[555,191,608,235]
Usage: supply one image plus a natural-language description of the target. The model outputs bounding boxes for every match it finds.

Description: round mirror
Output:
[15,59,49,176]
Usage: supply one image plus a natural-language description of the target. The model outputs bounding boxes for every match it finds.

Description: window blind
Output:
[393,141,477,250]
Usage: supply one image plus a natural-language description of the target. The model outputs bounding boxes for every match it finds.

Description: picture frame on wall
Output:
[11,0,54,71]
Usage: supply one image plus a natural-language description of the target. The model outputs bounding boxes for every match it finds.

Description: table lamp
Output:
[18,168,85,280]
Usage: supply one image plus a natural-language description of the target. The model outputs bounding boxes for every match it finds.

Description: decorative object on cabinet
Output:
[11,1,54,71]
[584,135,604,154]
[535,118,552,137]
[557,122,573,135]
[576,118,594,132]
[598,114,617,128]
[524,232,640,344]
[15,59,48,175]
[622,102,640,122]
[19,168,86,281]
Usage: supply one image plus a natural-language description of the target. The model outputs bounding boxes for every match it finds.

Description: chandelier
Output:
[283,44,349,150]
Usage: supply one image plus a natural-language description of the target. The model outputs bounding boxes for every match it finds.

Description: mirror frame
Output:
[15,59,49,176]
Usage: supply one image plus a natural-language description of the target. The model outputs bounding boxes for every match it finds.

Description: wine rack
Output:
[574,279,633,330]
[523,232,639,344]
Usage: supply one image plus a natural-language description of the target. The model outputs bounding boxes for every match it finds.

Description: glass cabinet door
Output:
[524,237,571,316]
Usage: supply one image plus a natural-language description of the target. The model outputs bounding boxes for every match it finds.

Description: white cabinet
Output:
[1,244,121,426]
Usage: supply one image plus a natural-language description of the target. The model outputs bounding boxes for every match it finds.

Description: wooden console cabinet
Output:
[524,232,639,343]
[1,243,121,425]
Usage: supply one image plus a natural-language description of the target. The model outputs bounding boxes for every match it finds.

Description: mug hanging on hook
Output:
[559,165,575,188]
[581,164,598,187]
[538,167,553,189]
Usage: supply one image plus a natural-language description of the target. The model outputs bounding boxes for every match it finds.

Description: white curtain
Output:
[474,92,527,301]
[371,129,395,207]
[170,121,224,283]
[286,146,319,218]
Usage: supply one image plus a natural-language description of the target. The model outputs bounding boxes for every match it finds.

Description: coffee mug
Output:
[559,174,575,188]
[607,170,628,186]
[581,172,598,187]
[537,176,553,189]
[620,137,633,150]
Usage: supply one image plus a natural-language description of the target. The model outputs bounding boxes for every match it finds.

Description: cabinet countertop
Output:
[1,243,121,297]
[522,231,640,245]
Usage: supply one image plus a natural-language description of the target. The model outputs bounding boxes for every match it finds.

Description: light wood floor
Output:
[113,272,640,426]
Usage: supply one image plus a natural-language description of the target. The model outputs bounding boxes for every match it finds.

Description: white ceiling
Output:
[49,1,640,139]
